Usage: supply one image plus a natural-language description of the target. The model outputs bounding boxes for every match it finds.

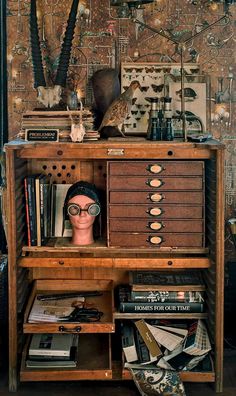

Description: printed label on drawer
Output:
[147,236,163,245]
[149,193,164,202]
[146,179,163,188]
[149,222,163,230]
[148,164,164,174]
[148,207,162,216]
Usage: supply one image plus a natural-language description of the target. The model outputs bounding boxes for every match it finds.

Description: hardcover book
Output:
[130,290,204,303]
[50,184,72,237]
[183,320,211,356]
[29,333,76,357]
[134,326,157,365]
[119,301,204,314]
[135,320,163,358]
[121,322,138,363]
[146,322,187,351]
[35,174,51,246]
[24,175,40,246]
[167,351,208,371]
[129,271,205,292]
[26,358,77,368]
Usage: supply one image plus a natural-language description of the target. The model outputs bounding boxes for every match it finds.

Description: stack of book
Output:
[20,110,99,142]
[118,271,205,313]
[26,333,78,368]
[24,174,52,246]
[24,176,73,246]
[122,318,212,372]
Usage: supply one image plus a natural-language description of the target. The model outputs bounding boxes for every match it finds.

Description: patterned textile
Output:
[128,367,186,396]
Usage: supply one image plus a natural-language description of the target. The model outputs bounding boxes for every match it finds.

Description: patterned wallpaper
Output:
[6,0,236,257]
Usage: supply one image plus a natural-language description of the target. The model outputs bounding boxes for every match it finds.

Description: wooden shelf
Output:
[21,238,210,255]
[20,239,210,268]
[121,367,215,383]
[20,334,112,381]
[19,255,211,268]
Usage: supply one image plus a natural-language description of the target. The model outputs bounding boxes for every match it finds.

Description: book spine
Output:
[35,177,41,246]
[26,176,37,246]
[39,178,48,245]
[130,271,203,286]
[134,327,151,363]
[130,290,204,303]
[44,182,51,240]
[24,178,31,246]
[119,302,204,313]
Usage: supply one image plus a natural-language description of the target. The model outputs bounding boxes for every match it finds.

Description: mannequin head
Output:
[64,181,101,245]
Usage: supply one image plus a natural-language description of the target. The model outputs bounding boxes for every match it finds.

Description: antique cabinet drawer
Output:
[109,232,204,248]
[109,176,203,191]
[23,280,115,334]
[109,161,204,176]
[109,205,204,219]
[109,219,204,233]
[109,191,204,204]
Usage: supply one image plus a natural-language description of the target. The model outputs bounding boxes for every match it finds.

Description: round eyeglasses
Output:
[67,203,101,217]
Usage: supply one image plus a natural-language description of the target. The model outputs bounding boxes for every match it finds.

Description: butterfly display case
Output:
[121,63,210,138]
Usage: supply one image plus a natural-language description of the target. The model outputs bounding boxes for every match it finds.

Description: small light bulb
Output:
[209,3,218,11]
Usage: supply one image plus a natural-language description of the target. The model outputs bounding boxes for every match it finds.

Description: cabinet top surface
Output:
[5,138,224,150]
[4,139,224,160]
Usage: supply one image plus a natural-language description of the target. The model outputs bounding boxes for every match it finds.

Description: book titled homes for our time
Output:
[119,301,204,313]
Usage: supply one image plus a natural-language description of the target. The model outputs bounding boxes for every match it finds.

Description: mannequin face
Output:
[67,194,97,232]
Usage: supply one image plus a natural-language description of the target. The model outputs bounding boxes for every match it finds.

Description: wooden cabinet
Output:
[5,140,224,392]
[107,160,205,248]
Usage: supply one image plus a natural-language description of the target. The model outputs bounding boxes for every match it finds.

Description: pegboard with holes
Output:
[32,160,81,184]
[32,159,107,188]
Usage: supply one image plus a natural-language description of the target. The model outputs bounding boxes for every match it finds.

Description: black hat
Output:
[64,181,100,207]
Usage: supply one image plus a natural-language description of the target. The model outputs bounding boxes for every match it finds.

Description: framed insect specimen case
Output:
[121,62,210,138]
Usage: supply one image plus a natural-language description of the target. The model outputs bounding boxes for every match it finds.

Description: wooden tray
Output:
[23,279,115,334]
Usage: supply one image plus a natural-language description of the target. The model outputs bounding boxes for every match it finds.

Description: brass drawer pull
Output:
[147,164,164,174]
[149,193,164,202]
[59,325,82,333]
[146,207,163,216]
[146,179,164,188]
[148,222,163,231]
[147,236,163,245]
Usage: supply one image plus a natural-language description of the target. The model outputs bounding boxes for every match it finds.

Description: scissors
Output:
[58,307,103,323]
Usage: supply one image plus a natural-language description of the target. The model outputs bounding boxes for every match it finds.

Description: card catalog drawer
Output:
[109,219,204,233]
[108,161,204,176]
[109,176,203,191]
[109,205,204,219]
[109,232,204,248]
[109,191,204,204]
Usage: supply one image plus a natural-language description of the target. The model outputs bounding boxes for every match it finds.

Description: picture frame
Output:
[165,74,211,139]
[120,62,201,136]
